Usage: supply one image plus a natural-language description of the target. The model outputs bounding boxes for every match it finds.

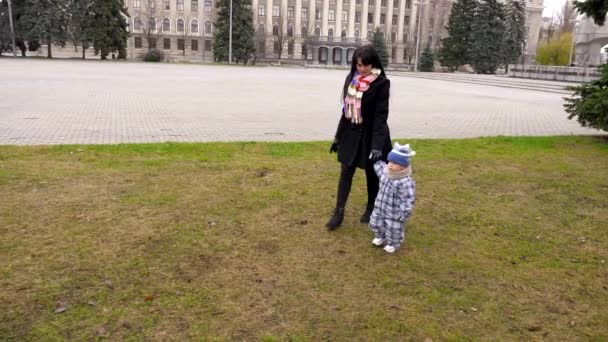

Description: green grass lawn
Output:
[1,136,607,341]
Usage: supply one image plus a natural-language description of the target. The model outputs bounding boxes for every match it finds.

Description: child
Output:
[369,142,416,253]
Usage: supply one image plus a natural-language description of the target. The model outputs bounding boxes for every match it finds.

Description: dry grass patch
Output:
[0,137,607,340]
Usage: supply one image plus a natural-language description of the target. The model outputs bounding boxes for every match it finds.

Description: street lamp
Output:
[7,0,17,57]
[569,19,580,66]
[413,0,427,72]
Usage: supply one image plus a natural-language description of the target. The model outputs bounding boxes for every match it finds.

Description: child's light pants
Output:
[369,210,405,249]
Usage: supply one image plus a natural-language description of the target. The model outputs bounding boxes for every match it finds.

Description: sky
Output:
[542,0,567,18]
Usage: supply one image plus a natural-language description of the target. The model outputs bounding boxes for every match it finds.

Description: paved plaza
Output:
[0,59,603,145]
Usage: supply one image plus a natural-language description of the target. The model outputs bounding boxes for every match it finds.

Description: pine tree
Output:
[573,0,607,26]
[438,0,476,71]
[86,0,129,59]
[68,0,93,59]
[419,45,435,71]
[502,0,527,71]
[470,0,506,74]
[213,0,256,63]
[21,0,70,58]
[371,27,389,66]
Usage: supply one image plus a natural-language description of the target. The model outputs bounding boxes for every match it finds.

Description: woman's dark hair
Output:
[342,45,386,98]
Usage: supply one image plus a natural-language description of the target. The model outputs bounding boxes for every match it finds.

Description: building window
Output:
[381,0,386,6]
[134,36,142,48]
[392,14,397,25]
[356,0,361,4]
[273,41,279,54]
[301,26,308,36]
[288,6,294,18]
[302,8,308,19]
[273,24,279,36]
[205,0,211,12]
[341,29,346,38]
[355,12,361,23]
[178,39,185,50]
[149,38,157,48]
[342,11,347,22]
[315,9,321,19]
[149,0,156,8]
[288,25,294,37]
[164,38,171,49]
[355,29,360,38]
[163,18,170,32]
[134,0,141,8]
[380,14,385,24]
[273,5,279,17]
[177,0,184,10]
[367,13,373,23]
[258,4,265,15]
[204,39,211,51]
[192,0,199,11]
[391,31,396,42]
[204,21,212,34]
[163,0,169,9]
[192,39,198,51]
[134,17,142,30]
[329,10,335,21]
[406,0,411,8]
[404,16,409,26]
[191,19,199,33]
[177,19,185,32]
[369,0,375,5]
[149,18,157,31]
[314,27,320,36]
[288,41,294,55]
[258,24,265,35]
[328,28,333,36]
[527,13,532,21]
[403,33,408,42]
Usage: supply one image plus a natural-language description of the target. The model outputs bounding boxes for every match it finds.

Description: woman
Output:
[327,45,393,230]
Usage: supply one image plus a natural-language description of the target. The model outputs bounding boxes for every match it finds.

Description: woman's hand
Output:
[369,149,382,163]
[329,139,339,153]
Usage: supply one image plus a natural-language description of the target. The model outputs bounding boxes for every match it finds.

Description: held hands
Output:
[329,139,339,153]
[369,149,382,163]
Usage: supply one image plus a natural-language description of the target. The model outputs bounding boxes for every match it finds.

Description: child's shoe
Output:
[372,237,384,246]
[383,245,396,253]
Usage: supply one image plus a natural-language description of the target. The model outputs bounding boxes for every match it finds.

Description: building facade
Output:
[124,0,544,65]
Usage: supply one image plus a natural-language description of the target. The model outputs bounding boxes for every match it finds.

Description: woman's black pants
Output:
[335,162,379,211]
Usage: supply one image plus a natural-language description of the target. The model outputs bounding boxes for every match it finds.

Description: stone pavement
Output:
[0,58,603,145]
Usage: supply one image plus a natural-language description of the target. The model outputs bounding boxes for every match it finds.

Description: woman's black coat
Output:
[334,74,392,169]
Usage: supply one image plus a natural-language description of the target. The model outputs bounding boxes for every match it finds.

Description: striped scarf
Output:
[343,69,381,124]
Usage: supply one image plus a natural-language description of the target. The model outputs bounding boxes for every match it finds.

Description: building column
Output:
[373,0,381,29]
[361,0,369,40]
[281,0,288,58]
[386,0,394,45]
[295,0,303,60]
[266,0,274,58]
[322,0,329,38]
[341,47,348,65]
[408,1,418,45]
[395,0,406,63]
[336,0,343,40]
[309,0,316,35]
[252,0,259,27]
[313,45,319,64]
[348,0,356,38]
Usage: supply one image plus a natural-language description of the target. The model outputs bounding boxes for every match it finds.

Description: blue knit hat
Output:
[387,142,416,167]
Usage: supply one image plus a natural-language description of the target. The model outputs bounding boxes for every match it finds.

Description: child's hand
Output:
[369,150,382,163]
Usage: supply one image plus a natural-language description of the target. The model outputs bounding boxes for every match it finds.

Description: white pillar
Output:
[309,0,316,35]
[266,0,274,57]
[336,0,343,39]
[348,0,356,38]
[322,0,329,38]
[408,1,418,45]
[361,0,369,40]
[282,0,288,57]
[373,0,381,29]
[386,0,394,41]
[395,0,406,63]
[252,0,259,27]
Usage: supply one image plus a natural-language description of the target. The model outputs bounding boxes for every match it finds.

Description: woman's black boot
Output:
[326,207,345,230]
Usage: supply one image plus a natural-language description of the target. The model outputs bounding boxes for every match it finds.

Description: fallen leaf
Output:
[144,294,154,301]
[527,326,542,332]
[208,220,217,226]
[299,220,308,225]
[104,280,114,289]
[97,325,107,335]
[54,306,67,313]
[87,300,97,306]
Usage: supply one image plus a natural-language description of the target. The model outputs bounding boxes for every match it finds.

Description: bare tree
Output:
[273,17,292,63]
[177,18,188,56]
[556,0,576,34]
[136,0,162,49]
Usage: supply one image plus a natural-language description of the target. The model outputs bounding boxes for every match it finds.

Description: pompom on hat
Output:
[387,142,416,167]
